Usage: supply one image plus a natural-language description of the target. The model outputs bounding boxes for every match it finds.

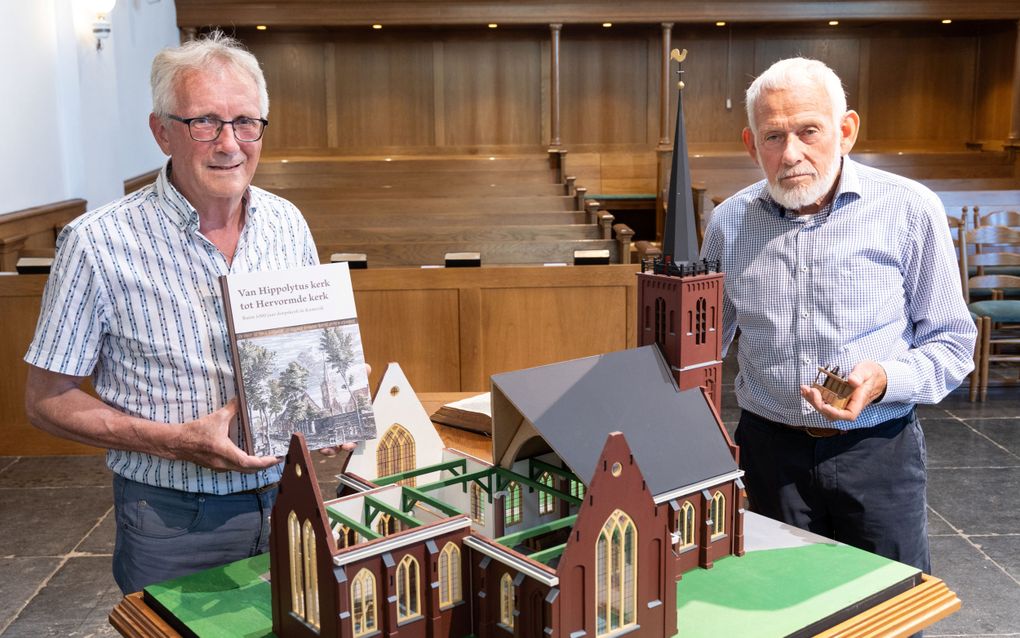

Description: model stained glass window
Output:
[710,491,726,537]
[678,501,695,548]
[302,519,320,629]
[375,512,397,537]
[351,569,376,637]
[470,482,485,524]
[596,509,637,636]
[438,542,462,608]
[287,511,304,618]
[504,481,522,526]
[538,472,555,514]
[396,555,421,621]
[377,424,416,486]
[570,478,586,499]
[334,523,358,549]
[499,573,515,628]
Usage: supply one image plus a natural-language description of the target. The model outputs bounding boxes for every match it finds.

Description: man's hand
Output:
[318,442,357,457]
[800,360,887,422]
[172,398,280,472]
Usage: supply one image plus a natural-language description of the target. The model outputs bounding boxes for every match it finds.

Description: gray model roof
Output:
[490,346,738,499]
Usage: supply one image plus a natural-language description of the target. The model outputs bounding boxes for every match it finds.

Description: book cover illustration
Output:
[221,262,376,457]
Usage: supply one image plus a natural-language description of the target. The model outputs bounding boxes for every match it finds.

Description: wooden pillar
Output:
[1009,19,1020,146]
[658,23,674,146]
[549,24,562,148]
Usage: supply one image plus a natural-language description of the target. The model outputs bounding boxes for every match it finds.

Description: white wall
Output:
[0,0,178,215]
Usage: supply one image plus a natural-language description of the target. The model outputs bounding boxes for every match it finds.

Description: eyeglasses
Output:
[167,114,269,142]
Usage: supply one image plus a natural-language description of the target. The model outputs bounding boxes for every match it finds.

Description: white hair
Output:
[151,31,269,119]
[745,57,846,132]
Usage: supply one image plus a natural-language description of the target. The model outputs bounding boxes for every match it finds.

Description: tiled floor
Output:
[0,361,1017,637]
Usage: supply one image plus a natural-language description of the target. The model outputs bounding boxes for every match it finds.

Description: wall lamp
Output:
[91,0,117,50]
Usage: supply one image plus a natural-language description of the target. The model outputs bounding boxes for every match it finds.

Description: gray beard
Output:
[764,151,843,212]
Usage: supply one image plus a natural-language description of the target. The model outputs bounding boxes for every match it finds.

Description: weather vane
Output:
[671,48,687,90]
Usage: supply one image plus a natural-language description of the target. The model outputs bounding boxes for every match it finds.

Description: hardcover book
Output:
[220,263,376,457]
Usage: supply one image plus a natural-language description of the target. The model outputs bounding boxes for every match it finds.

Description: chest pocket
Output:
[818,261,905,343]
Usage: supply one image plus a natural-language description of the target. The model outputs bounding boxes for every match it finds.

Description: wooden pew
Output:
[270,182,570,199]
[308,211,588,228]
[317,224,603,244]
[0,264,638,455]
[0,199,86,271]
[936,189,1020,228]
[292,195,581,215]
[252,168,562,190]
[318,238,628,267]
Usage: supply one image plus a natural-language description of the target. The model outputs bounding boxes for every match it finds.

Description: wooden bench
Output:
[292,195,582,215]
[318,237,630,267]
[0,199,86,271]
[269,182,571,199]
[936,189,1020,227]
[307,210,588,228]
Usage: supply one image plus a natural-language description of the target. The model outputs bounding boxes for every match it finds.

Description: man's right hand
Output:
[172,398,280,472]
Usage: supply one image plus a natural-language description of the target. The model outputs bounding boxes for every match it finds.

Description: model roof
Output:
[490,345,739,501]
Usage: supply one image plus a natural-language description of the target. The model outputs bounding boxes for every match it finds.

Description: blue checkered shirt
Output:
[701,157,976,429]
[25,162,319,493]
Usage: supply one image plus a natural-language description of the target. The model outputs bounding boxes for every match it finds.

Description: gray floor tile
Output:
[923,418,1020,468]
[968,418,1020,457]
[0,486,112,556]
[77,509,116,555]
[0,556,121,638]
[928,467,1020,535]
[0,458,18,475]
[926,535,1020,636]
[969,534,1020,583]
[0,455,111,489]
[0,557,61,633]
[940,389,1020,420]
[927,507,956,536]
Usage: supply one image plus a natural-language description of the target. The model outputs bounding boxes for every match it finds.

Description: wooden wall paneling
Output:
[753,35,862,112]
[673,33,756,144]
[560,29,653,145]
[441,32,544,147]
[434,40,446,147]
[478,284,631,386]
[540,36,552,146]
[0,199,86,271]
[866,34,977,142]
[246,35,330,150]
[332,33,436,149]
[645,30,661,145]
[0,276,102,455]
[355,287,462,392]
[973,24,1016,141]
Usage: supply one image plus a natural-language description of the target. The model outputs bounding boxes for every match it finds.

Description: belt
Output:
[777,424,845,438]
[235,482,279,495]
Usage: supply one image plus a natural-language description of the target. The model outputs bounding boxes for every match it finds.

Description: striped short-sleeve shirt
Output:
[701,157,976,429]
[25,162,319,493]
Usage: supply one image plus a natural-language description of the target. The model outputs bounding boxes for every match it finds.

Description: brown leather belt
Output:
[779,425,845,438]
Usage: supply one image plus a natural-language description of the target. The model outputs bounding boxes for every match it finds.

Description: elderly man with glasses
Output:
[23,32,328,593]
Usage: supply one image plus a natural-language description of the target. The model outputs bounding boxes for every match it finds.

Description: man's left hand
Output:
[800,360,887,422]
[318,442,357,457]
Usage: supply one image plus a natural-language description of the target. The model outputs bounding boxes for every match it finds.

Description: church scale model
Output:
[267,49,744,638]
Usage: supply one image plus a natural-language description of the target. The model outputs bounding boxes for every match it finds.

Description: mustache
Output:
[777,167,817,180]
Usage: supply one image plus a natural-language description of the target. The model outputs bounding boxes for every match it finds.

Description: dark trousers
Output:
[736,409,930,573]
[112,474,277,594]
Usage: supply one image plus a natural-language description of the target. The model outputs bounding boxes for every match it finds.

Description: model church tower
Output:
[637,49,724,411]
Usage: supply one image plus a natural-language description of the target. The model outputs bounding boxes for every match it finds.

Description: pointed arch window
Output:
[570,479,586,500]
[396,555,421,622]
[334,523,359,549]
[302,520,320,629]
[709,491,726,538]
[654,297,666,346]
[377,424,416,485]
[678,501,696,549]
[375,512,398,537]
[470,482,486,525]
[537,472,555,515]
[499,573,515,628]
[504,481,522,526]
[695,297,707,344]
[596,510,637,636]
[287,511,305,618]
[438,542,462,608]
[351,569,377,637]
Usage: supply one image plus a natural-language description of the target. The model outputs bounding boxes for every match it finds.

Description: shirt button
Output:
[801,311,809,318]
[802,356,811,364]
[801,266,809,272]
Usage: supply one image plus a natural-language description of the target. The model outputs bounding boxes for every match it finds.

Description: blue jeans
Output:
[112,473,277,594]
[736,409,930,573]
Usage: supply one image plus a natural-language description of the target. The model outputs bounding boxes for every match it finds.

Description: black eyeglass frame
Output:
[166,114,270,142]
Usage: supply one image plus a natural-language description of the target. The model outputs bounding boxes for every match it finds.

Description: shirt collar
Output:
[754,155,863,219]
[155,160,258,230]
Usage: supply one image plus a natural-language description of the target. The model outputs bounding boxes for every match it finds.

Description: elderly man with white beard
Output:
[701,57,975,573]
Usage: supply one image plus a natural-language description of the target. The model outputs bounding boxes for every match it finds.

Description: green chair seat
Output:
[969,300,1020,323]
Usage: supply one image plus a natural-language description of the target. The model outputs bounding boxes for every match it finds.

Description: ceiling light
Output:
[828,20,839,26]
[602,22,612,28]
[488,23,498,29]
[256,25,267,31]
[941,19,952,24]
[715,21,726,27]
[372,24,383,30]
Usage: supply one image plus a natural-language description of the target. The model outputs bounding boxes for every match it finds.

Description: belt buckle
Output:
[805,427,839,438]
